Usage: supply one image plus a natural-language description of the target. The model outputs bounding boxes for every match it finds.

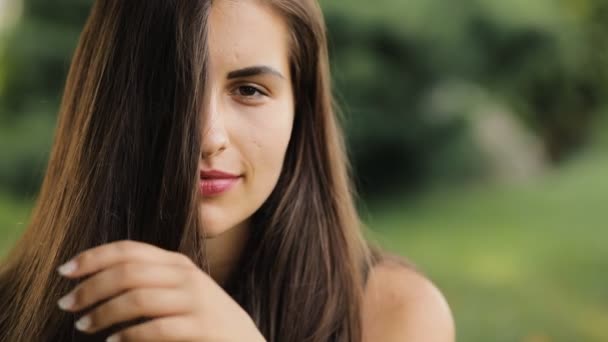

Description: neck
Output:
[205,220,251,287]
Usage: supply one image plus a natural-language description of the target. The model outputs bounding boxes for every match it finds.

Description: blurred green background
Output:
[1,0,607,340]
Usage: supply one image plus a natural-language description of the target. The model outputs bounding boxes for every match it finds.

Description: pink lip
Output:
[199,170,241,196]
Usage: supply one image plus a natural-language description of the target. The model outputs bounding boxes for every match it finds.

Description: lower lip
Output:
[199,177,240,197]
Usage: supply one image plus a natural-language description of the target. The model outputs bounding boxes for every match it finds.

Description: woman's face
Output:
[198,0,294,237]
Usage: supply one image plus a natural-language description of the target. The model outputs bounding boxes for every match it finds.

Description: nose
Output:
[201,95,229,159]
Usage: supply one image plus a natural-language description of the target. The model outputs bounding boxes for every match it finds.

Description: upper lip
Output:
[200,170,240,179]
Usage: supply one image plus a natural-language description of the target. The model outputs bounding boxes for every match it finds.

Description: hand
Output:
[56,240,265,342]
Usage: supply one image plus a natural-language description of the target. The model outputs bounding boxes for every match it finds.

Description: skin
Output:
[56,241,265,341]
[56,1,455,341]
[362,261,455,341]
[199,0,294,286]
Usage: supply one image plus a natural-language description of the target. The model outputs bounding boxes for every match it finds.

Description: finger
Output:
[108,316,201,342]
[74,288,190,335]
[57,240,193,278]
[58,263,189,312]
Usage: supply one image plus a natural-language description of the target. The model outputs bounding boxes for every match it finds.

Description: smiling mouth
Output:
[199,170,241,197]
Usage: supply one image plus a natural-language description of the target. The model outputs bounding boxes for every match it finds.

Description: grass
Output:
[1,148,607,341]
[365,147,608,341]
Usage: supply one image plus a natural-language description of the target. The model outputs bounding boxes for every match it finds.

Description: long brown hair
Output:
[0,0,376,341]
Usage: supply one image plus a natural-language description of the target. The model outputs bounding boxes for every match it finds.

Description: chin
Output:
[198,202,247,239]
[201,225,231,239]
[198,213,232,238]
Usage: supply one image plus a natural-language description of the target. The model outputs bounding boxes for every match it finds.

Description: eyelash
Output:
[231,84,268,100]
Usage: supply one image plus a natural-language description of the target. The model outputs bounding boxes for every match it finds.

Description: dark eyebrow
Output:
[227,66,285,80]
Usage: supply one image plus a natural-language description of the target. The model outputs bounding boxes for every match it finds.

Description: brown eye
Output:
[237,85,262,97]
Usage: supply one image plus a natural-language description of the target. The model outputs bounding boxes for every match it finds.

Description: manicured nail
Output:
[57,260,77,276]
[106,334,120,342]
[75,315,91,331]
[57,293,75,310]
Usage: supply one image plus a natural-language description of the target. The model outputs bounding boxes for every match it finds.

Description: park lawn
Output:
[366,149,608,342]
[0,149,606,341]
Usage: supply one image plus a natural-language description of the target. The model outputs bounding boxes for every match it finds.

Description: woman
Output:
[0,0,454,341]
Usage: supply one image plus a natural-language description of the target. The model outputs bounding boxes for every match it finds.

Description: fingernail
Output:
[75,315,91,331]
[106,334,120,342]
[57,260,77,276]
[57,293,75,310]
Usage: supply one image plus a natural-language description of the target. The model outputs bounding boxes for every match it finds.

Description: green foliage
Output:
[322,0,608,196]
[0,113,55,196]
[0,0,90,121]
[0,0,92,199]
[326,11,486,197]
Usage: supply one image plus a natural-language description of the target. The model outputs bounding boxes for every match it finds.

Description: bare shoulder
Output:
[362,258,455,342]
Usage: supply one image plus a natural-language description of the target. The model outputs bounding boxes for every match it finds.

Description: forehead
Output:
[207,0,291,75]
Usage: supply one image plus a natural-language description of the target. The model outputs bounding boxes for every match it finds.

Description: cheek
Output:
[247,111,294,184]
[233,98,294,172]
[233,103,293,198]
